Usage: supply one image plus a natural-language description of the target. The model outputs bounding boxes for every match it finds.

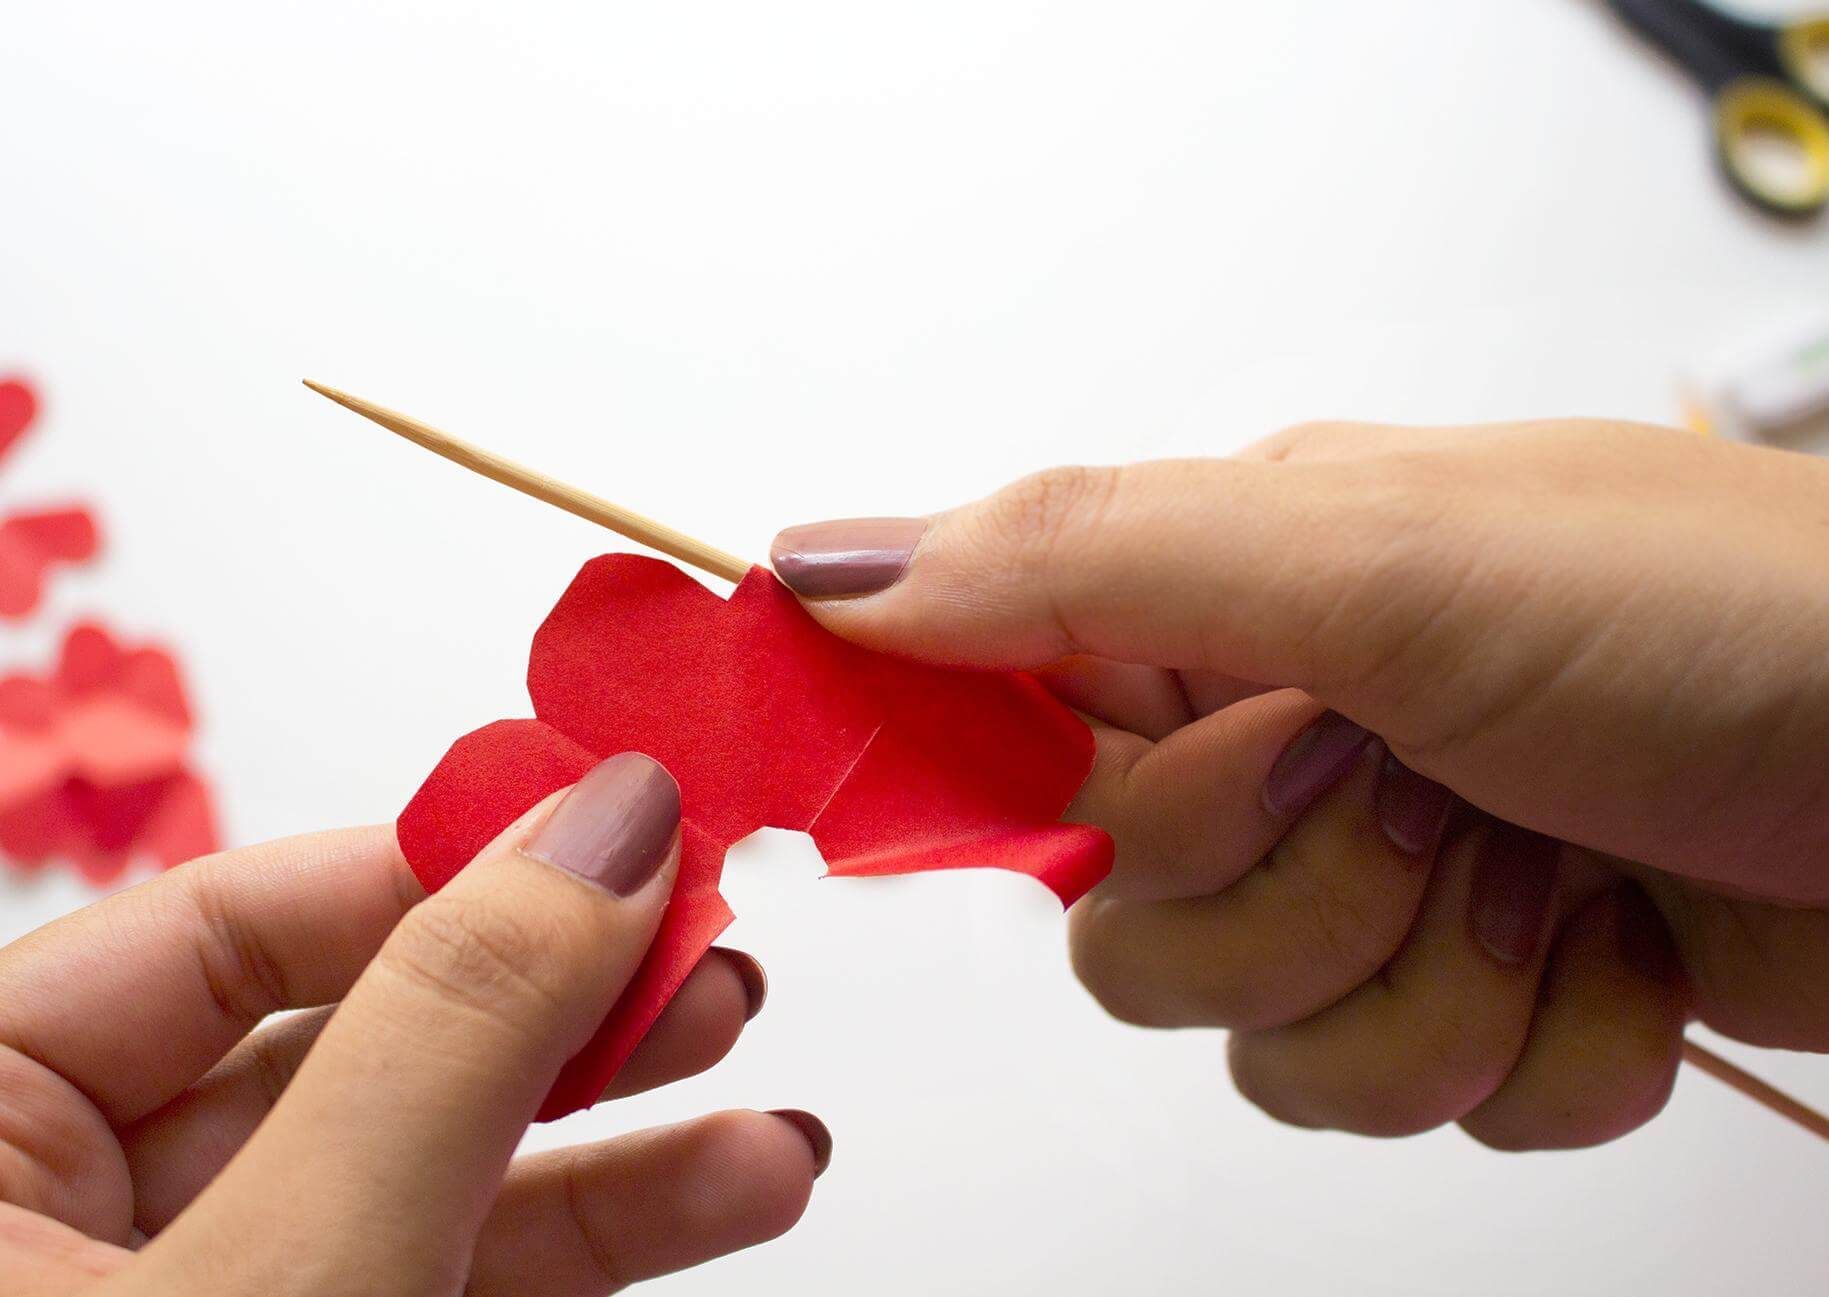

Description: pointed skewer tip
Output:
[297,379,754,583]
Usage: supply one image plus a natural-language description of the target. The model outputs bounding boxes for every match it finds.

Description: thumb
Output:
[769,458,1435,697]
[142,752,681,1293]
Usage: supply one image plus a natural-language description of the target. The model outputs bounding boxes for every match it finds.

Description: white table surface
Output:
[3,2,1826,1293]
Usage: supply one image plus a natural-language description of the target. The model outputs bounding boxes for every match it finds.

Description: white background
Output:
[4,1,1828,1293]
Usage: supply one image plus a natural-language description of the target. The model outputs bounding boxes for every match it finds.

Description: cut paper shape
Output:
[0,622,217,882]
[398,554,1112,1120]
[0,508,103,618]
[0,378,36,458]
[0,378,102,619]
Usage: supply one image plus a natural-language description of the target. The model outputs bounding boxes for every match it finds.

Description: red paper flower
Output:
[0,622,217,882]
[0,378,101,619]
[399,554,1112,1119]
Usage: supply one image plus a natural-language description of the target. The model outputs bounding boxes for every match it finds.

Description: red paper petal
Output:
[115,648,192,728]
[0,533,50,619]
[56,622,128,692]
[0,785,66,864]
[398,554,1111,1120]
[0,378,36,462]
[0,769,218,881]
[810,657,1108,905]
[0,731,66,815]
[134,770,219,873]
[537,822,733,1121]
[59,698,191,787]
[0,509,99,619]
[0,674,58,728]
[528,558,880,844]
[396,719,600,891]
[8,507,100,561]
[68,776,171,852]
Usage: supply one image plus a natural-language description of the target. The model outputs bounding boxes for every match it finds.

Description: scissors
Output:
[1605,0,1829,218]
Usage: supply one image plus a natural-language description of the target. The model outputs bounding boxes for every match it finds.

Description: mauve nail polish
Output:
[1467,820,1559,965]
[768,1108,833,1177]
[1374,752,1453,858]
[770,517,928,598]
[712,947,769,1021]
[1261,711,1373,818]
[525,752,680,896]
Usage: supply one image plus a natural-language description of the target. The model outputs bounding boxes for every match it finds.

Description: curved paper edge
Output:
[395,718,598,892]
[821,822,1114,908]
[537,822,734,1121]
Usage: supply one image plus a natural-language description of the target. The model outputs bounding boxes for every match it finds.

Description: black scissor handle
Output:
[1607,0,1829,217]
[1605,0,1779,94]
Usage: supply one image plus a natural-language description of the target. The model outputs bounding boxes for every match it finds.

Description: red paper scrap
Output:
[398,554,1111,1120]
[0,378,102,618]
[0,622,218,882]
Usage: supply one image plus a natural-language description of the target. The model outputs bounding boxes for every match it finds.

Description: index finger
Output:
[0,825,421,1125]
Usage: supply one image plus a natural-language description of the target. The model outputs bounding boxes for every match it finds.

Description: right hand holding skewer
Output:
[773,418,1829,1148]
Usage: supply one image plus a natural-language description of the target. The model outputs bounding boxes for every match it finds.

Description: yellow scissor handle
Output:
[1713,77,1829,217]
[1777,17,1829,106]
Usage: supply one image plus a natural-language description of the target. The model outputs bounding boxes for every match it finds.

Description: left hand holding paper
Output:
[0,753,823,1296]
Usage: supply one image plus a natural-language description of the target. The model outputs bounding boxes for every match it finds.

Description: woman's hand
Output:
[771,420,1829,1149]
[0,752,826,1296]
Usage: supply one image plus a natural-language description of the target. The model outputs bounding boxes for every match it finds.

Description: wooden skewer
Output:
[305,378,1827,1146]
[1683,1038,1829,1141]
[302,380,751,584]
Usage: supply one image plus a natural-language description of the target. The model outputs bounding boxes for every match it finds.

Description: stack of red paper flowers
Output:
[0,376,217,883]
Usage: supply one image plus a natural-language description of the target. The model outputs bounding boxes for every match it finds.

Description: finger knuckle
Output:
[1301,1021,1521,1139]
[1683,902,1829,1050]
[1463,1090,1663,1153]
[1229,1031,1457,1139]
[1068,901,1178,1029]
[241,1015,316,1109]
[1464,1037,1680,1152]
[382,899,570,1033]
[187,871,295,1026]
[980,464,1119,592]
[1274,849,1410,983]
[560,1147,628,1291]
[986,465,1120,548]
[1382,1018,1520,1133]
[1226,1038,1323,1131]
[1261,420,1360,463]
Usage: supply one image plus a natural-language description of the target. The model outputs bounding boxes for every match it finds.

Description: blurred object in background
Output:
[1604,0,1829,218]
[0,623,217,882]
[1684,311,1829,453]
[0,378,100,618]
[0,375,218,884]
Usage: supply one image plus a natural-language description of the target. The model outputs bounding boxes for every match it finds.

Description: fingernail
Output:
[1261,711,1372,818]
[770,517,928,598]
[1375,752,1453,858]
[1614,884,1683,986]
[526,752,681,896]
[1467,820,1559,965]
[768,1109,833,1178]
[713,947,769,1021]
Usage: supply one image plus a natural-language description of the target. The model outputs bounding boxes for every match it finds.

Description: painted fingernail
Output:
[1261,711,1372,818]
[770,517,928,597]
[713,947,769,1021]
[526,752,681,896]
[1614,884,1684,986]
[1468,820,1559,965]
[1375,752,1453,858]
[768,1108,833,1178]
